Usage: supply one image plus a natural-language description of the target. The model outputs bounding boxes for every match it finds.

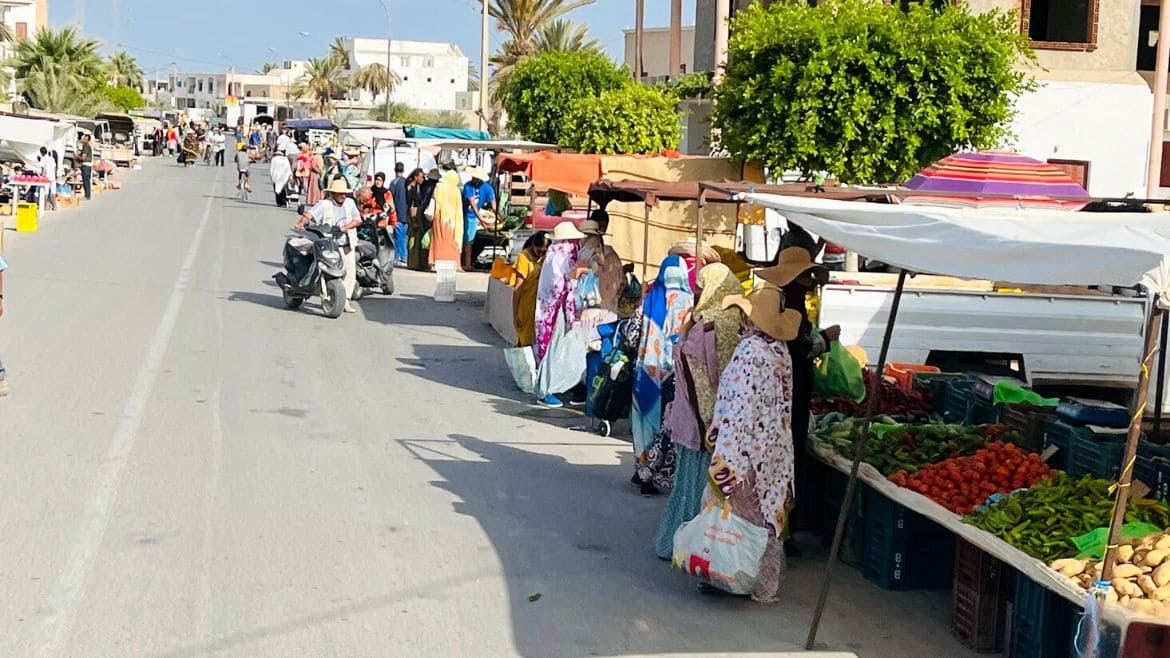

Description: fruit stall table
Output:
[6,174,51,223]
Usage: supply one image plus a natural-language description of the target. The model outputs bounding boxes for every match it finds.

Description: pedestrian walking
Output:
[39,147,56,211]
[210,127,226,166]
[78,134,93,200]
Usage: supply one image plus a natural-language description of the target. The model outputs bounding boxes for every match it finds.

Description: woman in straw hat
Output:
[429,169,465,268]
[701,284,802,602]
[533,221,587,407]
[630,255,694,481]
[652,263,746,557]
[756,238,841,540]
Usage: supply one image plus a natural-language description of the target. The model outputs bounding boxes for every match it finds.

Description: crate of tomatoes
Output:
[888,440,1053,515]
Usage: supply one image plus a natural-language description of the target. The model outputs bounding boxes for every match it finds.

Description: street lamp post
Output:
[378,0,392,123]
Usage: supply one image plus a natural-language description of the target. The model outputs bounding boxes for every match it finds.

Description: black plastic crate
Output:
[952,538,1013,653]
[820,467,865,567]
[1134,451,1170,501]
[862,490,954,590]
[1006,575,1076,658]
[967,397,1000,425]
[1001,404,1057,454]
[1069,433,1126,480]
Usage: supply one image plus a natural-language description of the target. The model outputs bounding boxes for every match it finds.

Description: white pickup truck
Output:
[816,273,1161,412]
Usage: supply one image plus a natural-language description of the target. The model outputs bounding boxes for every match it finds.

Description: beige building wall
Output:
[34,0,46,30]
[623,26,696,78]
[965,0,1139,72]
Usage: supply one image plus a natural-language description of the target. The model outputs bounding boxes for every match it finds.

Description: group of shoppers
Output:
[507,215,840,604]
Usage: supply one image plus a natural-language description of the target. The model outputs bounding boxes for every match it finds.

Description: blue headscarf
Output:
[631,255,695,455]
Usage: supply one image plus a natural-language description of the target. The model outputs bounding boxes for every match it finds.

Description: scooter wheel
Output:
[380,274,395,296]
[352,286,365,301]
[282,288,304,310]
[601,420,612,438]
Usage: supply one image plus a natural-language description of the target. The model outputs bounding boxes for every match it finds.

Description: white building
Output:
[164,62,310,122]
[345,38,469,111]
[1,0,48,95]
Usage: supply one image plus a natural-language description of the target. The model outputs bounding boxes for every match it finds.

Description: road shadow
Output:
[227,290,287,310]
[360,292,500,345]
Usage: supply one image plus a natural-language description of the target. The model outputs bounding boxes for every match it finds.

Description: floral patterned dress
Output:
[703,331,795,602]
[534,241,579,364]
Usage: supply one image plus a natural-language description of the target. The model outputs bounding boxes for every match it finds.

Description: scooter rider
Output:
[296,178,362,313]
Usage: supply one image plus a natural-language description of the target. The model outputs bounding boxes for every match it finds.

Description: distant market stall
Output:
[739,193,1170,650]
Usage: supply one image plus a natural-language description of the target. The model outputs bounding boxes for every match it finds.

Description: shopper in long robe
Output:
[429,170,464,267]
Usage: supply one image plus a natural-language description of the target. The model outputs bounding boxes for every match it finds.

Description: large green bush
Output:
[100,85,146,112]
[563,84,680,154]
[501,51,629,144]
[713,0,1035,184]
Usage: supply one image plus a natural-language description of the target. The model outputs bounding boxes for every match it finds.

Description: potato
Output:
[1107,588,1119,604]
[1155,563,1170,588]
[1140,575,1158,597]
[1120,545,1137,563]
[1145,549,1170,568]
[1153,584,1170,601]
[1051,559,1087,578]
[1128,598,1160,615]
[1156,534,1170,550]
[1113,577,1142,598]
[1114,564,1144,579]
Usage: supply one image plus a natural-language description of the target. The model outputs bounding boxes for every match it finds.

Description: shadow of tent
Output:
[359,292,500,346]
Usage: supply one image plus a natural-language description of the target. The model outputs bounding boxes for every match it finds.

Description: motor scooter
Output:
[352,211,396,299]
[273,223,348,318]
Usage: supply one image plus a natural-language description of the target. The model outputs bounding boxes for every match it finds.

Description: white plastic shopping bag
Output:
[504,346,537,394]
[672,499,769,595]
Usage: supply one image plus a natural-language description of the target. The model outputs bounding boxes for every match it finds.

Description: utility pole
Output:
[378,0,392,123]
[713,0,730,85]
[1148,0,1170,196]
[635,0,644,81]
[480,0,490,133]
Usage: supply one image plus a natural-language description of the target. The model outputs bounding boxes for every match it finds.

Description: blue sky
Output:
[54,0,697,78]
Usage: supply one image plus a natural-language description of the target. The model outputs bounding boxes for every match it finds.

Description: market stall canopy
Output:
[904,150,1090,211]
[403,126,491,140]
[284,118,336,130]
[739,194,1170,303]
[497,152,602,197]
[0,113,71,166]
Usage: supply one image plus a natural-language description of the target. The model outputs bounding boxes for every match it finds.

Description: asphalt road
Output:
[0,159,981,657]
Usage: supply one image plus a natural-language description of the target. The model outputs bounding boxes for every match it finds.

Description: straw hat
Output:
[343,147,360,156]
[721,285,802,342]
[467,166,489,181]
[669,239,721,265]
[578,219,604,236]
[757,246,829,287]
[550,221,586,242]
[325,178,352,195]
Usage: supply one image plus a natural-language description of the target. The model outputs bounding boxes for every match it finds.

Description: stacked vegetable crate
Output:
[1005,575,1076,658]
[951,538,1013,653]
[1135,442,1170,501]
[861,488,954,589]
[1000,404,1057,453]
[1041,418,1077,473]
[820,467,865,567]
[943,379,977,424]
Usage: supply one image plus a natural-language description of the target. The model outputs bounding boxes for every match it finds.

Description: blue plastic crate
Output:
[944,380,976,424]
[967,397,1001,425]
[1135,453,1170,501]
[1008,575,1076,658]
[1041,418,1076,473]
[1069,433,1126,480]
[861,489,954,590]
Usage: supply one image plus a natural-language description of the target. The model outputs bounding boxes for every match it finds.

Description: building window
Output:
[197,80,203,92]
[1049,158,1091,190]
[403,76,409,81]
[14,22,26,39]
[450,79,455,84]
[1021,0,1098,51]
[426,77,432,83]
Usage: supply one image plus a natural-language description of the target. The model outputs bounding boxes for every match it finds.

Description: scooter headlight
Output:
[321,249,340,259]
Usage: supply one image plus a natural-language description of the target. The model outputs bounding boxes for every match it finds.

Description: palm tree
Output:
[467,62,480,92]
[489,0,594,60]
[0,22,13,43]
[292,56,349,116]
[259,62,279,74]
[353,63,398,103]
[10,27,105,82]
[329,36,351,69]
[534,18,602,53]
[108,50,143,89]
[24,68,111,115]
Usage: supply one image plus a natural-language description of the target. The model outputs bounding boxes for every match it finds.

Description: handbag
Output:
[672,498,769,595]
[535,311,587,398]
[503,346,537,394]
[574,269,602,310]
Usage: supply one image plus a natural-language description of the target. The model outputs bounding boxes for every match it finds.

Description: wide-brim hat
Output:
[427,168,442,181]
[325,179,352,195]
[669,239,721,265]
[550,221,586,242]
[467,166,489,180]
[578,219,604,236]
[757,246,829,287]
[721,285,802,342]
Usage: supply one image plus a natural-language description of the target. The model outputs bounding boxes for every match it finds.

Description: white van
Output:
[361,144,437,186]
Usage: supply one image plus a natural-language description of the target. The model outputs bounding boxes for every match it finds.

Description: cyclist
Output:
[235,142,252,191]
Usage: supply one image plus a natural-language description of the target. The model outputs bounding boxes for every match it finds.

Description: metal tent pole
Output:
[642,203,650,281]
[1155,311,1168,438]
[806,269,908,650]
[1101,305,1165,584]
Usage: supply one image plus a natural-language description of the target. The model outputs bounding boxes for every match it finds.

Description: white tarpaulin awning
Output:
[0,114,71,167]
[739,194,1170,305]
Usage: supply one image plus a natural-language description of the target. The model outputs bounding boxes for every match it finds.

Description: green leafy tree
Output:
[100,84,146,111]
[107,51,143,89]
[563,84,679,154]
[713,0,1035,184]
[367,103,469,129]
[501,50,628,144]
[292,56,350,116]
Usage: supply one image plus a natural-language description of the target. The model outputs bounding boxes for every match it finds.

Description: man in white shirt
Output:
[209,128,226,167]
[38,147,56,211]
[296,178,362,313]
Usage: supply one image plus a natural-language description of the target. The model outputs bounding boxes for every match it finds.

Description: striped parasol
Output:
[903,150,1090,210]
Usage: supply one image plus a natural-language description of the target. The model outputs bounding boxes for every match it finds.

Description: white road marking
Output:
[38,180,220,656]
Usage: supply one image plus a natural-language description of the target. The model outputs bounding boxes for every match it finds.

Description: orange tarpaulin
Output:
[496,152,602,197]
